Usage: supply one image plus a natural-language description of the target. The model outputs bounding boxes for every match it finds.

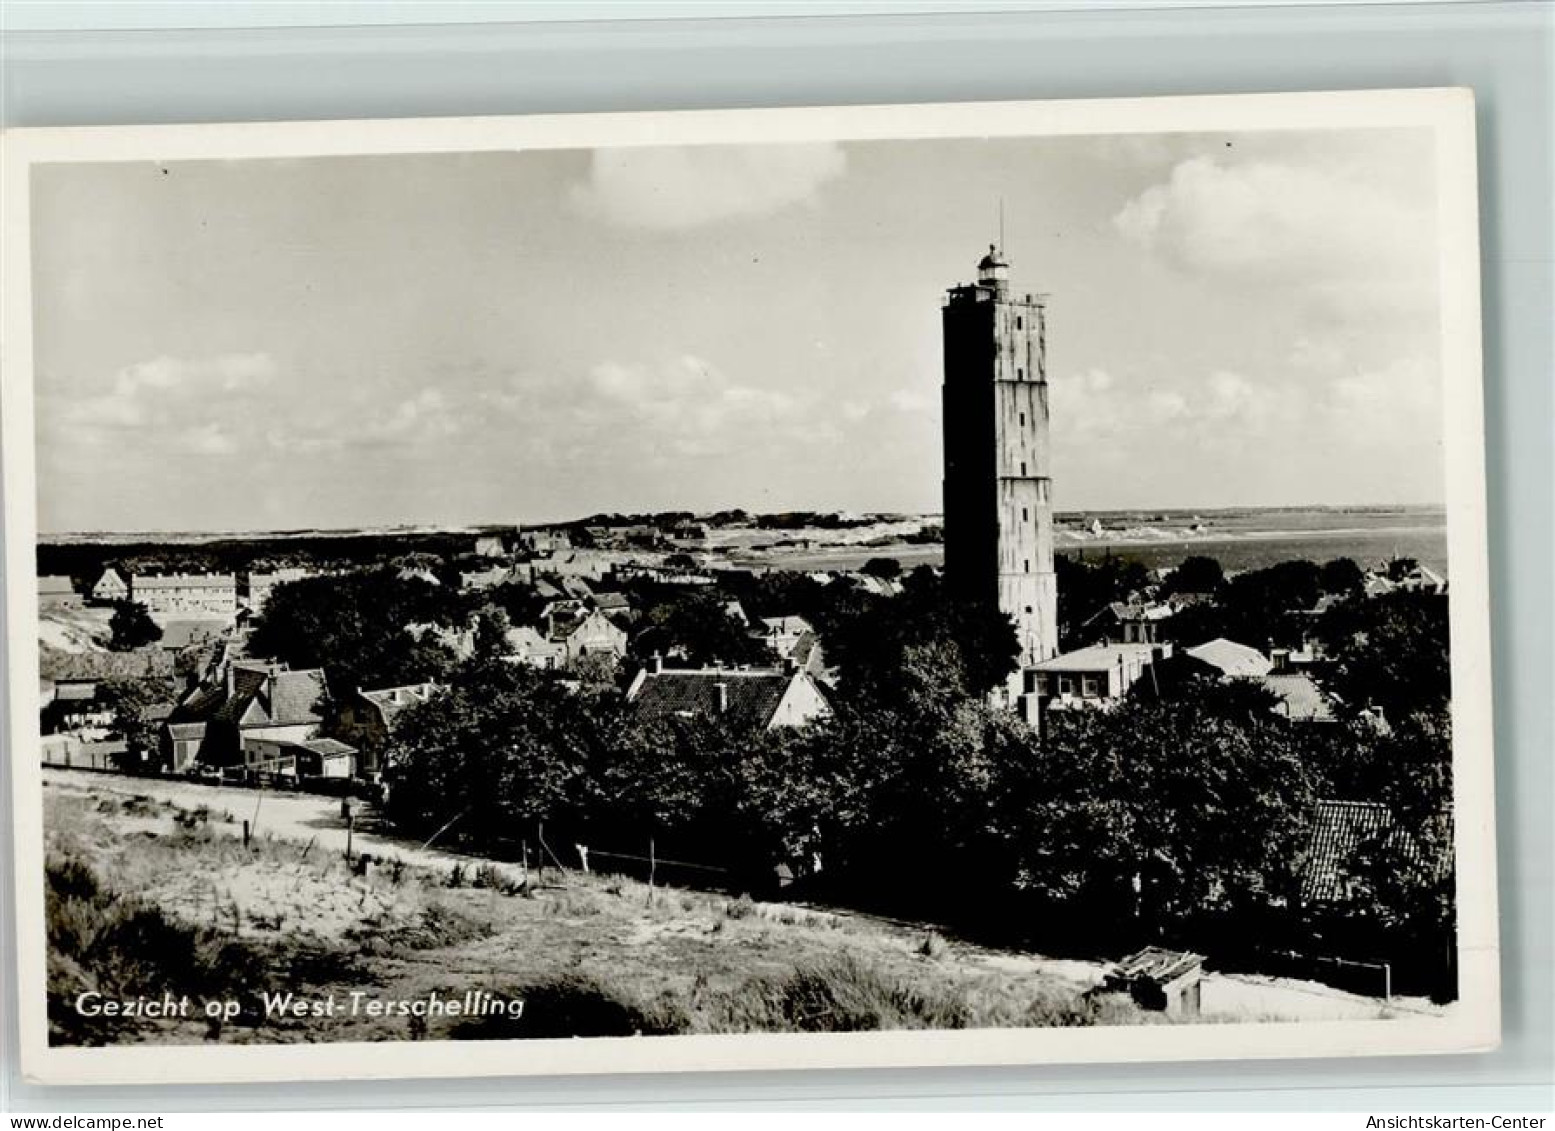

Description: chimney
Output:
[649,653,664,675]
[715,682,729,714]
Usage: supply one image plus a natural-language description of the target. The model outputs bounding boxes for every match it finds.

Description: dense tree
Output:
[994,683,1320,944]
[1318,591,1450,721]
[860,556,902,580]
[107,602,162,651]
[247,568,464,694]
[384,660,622,850]
[823,568,1019,705]
[627,587,774,668]
[97,677,171,769]
[1163,559,1323,650]
[1162,555,1225,596]
[1319,556,1365,595]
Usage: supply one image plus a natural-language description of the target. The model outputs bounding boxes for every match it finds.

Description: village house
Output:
[625,658,832,732]
[163,660,331,770]
[503,623,568,671]
[1181,637,1273,679]
[473,534,508,559]
[405,620,478,662]
[334,681,442,777]
[134,573,239,619]
[241,735,358,779]
[518,527,571,555]
[592,590,632,618]
[1262,672,1337,723]
[1023,641,1171,712]
[1082,600,1174,645]
[90,566,130,604]
[41,735,128,772]
[246,567,314,615]
[458,564,516,592]
[756,615,827,677]
[38,575,83,610]
[41,679,115,739]
[536,550,613,582]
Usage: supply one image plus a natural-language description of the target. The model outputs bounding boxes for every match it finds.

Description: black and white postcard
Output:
[1,90,1498,1084]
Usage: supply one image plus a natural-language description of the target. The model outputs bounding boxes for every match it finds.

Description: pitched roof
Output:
[38,575,77,596]
[166,722,207,739]
[1300,799,1438,903]
[360,682,440,728]
[593,591,631,611]
[761,615,815,638]
[1185,638,1272,679]
[628,667,794,732]
[1029,641,1160,673]
[1262,673,1336,721]
[299,737,356,756]
[190,664,328,728]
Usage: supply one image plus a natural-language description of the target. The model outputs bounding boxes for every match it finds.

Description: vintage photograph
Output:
[2,92,1496,1081]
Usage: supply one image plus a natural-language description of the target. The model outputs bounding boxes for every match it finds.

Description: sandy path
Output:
[42,767,485,875]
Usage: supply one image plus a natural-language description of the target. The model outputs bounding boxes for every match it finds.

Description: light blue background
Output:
[1,0,1550,1114]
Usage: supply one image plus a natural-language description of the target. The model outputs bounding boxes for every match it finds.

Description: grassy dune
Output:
[43,786,1143,1046]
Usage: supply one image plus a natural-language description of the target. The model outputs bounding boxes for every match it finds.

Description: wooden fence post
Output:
[648,837,656,890]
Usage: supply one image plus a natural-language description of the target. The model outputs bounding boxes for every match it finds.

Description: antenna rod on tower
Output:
[998,198,1005,254]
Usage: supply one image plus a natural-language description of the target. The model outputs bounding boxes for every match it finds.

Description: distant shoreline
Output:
[36,504,1447,546]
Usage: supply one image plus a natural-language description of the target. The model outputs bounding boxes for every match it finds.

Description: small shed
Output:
[1104,947,1206,1017]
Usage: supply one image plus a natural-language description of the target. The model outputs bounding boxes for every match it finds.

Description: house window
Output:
[1033,674,1048,696]
[1081,674,1100,698]
[1058,675,1074,696]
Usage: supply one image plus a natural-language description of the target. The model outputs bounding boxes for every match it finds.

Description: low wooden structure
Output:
[1104,946,1206,1017]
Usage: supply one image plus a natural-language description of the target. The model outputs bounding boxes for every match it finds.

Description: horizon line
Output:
[35,501,1449,542]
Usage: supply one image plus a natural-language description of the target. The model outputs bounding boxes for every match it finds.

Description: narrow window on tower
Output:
[1019,411,1026,427]
[1022,507,1028,522]
[1024,559,1031,572]
[1017,367,1024,380]
[1020,461,1027,475]
[1016,316,1023,329]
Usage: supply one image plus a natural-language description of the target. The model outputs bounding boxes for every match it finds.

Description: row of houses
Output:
[1019,633,1337,724]
[37,566,320,619]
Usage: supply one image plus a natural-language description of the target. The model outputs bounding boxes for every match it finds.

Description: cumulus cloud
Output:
[1049,353,1443,505]
[58,352,278,440]
[584,355,807,457]
[569,143,846,229]
[1112,155,1434,295]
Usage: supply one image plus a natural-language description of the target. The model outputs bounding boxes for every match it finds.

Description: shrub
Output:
[45,855,261,1046]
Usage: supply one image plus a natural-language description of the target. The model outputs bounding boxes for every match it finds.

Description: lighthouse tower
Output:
[941,245,1058,678]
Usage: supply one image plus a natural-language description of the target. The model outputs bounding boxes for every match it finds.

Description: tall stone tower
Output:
[941,245,1058,675]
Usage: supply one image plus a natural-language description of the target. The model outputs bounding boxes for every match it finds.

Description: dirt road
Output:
[43,767,484,875]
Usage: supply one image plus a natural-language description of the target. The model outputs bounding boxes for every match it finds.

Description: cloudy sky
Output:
[30,127,1445,533]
